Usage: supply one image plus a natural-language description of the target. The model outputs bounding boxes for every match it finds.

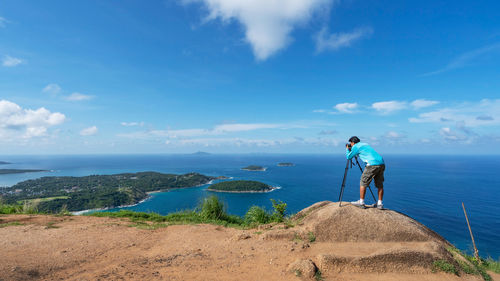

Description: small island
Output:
[0,161,12,165]
[207,180,276,193]
[0,169,48,175]
[192,151,211,156]
[277,162,294,167]
[241,165,267,171]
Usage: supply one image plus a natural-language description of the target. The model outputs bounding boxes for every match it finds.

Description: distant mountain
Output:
[192,151,211,155]
[0,169,47,174]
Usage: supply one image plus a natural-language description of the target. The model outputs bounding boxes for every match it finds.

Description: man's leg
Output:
[374,165,385,209]
[378,187,384,201]
[360,185,367,200]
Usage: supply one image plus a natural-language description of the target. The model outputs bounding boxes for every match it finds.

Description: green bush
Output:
[0,203,23,214]
[433,260,458,275]
[199,196,226,220]
[244,206,271,225]
[484,258,500,274]
[270,199,287,222]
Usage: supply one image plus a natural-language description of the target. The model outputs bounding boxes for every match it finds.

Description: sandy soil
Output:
[0,213,490,281]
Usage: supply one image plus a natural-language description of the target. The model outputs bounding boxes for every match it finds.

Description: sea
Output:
[0,154,498,260]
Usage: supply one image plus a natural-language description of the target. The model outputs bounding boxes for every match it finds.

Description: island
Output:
[207,180,276,193]
[0,161,11,165]
[277,162,294,167]
[241,165,267,171]
[192,151,211,156]
[0,172,215,213]
[0,169,48,174]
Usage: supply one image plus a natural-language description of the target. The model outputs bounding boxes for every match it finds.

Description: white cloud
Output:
[213,123,281,132]
[439,127,468,142]
[42,83,62,95]
[384,131,406,139]
[371,101,407,114]
[184,0,335,60]
[410,99,439,109]
[118,121,314,141]
[409,99,500,127]
[2,55,23,67]
[0,17,8,28]
[172,136,341,148]
[313,109,326,113]
[315,26,373,52]
[334,102,358,113]
[65,92,93,101]
[121,122,145,127]
[80,126,98,136]
[422,43,500,76]
[0,100,66,139]
[319,130,337,135]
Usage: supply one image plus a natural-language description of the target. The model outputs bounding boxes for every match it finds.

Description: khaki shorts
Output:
[360,164,385,189]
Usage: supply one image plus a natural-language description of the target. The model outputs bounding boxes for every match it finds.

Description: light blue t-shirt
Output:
[346,142,384,165]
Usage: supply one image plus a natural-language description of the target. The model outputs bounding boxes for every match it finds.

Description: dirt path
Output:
[0,214,487,281]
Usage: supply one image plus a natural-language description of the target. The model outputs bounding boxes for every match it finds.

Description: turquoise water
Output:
[0,154,498,259]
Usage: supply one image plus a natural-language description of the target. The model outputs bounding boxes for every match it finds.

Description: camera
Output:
[346,143,352,149]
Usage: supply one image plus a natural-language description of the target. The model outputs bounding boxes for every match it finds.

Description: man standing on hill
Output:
[346,136,385,209]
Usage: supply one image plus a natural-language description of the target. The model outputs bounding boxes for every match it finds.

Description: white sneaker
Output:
[376,203,384,210]
[351,200,366,209]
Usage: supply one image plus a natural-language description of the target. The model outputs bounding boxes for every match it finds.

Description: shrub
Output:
[308,231,316,243]
[22,201,39,214]
[433,260,458,275]
[244,206,271,225]
[484,258,500,274]
[270,199,287,222]
[0,203,22,214]
[199,196,226,220]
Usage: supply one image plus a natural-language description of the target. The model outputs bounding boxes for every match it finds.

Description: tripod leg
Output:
[338,159,350,207]
[354,157,377,204]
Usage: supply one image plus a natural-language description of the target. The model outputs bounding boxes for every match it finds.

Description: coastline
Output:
[206,186,281,193]
[71,196,152,215]
[72,179,216,215]
[241,168,267,171]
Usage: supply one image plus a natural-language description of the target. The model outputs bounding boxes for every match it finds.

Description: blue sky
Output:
[1,0,499,154]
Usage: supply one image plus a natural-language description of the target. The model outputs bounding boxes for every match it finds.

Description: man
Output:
[345,136,385,209]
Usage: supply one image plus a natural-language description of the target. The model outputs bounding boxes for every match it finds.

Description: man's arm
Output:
[346,144,359,160]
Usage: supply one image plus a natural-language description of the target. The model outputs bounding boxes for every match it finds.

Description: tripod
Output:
[338,156,377,207]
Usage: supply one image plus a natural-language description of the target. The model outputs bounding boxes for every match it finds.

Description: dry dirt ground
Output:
[0,203,496,281]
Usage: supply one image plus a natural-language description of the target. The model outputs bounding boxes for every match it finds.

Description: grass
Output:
[433,260,458,275]
[17,196,69,205]
[0,202,24,214]
[314,270,324,281]
[446,246,494,281]
[128,222,169,230]
[308,231,316,243]
[88,196,292,230]
[0,221,24,228]
[484,258,500,274]
[292,232,303,243]
[45,221,59,229]
[294,269,302,277]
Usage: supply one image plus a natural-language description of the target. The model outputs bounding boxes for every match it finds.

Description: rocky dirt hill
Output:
[1,201,497,281]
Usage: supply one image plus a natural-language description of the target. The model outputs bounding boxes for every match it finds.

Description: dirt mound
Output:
[261,201,468,277]
[0,203,490,281]
[296,201,448,243]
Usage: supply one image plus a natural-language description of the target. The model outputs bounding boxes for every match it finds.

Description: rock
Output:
[298,202,449,243]
[233,233,251,241]
[287,259,317,279]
